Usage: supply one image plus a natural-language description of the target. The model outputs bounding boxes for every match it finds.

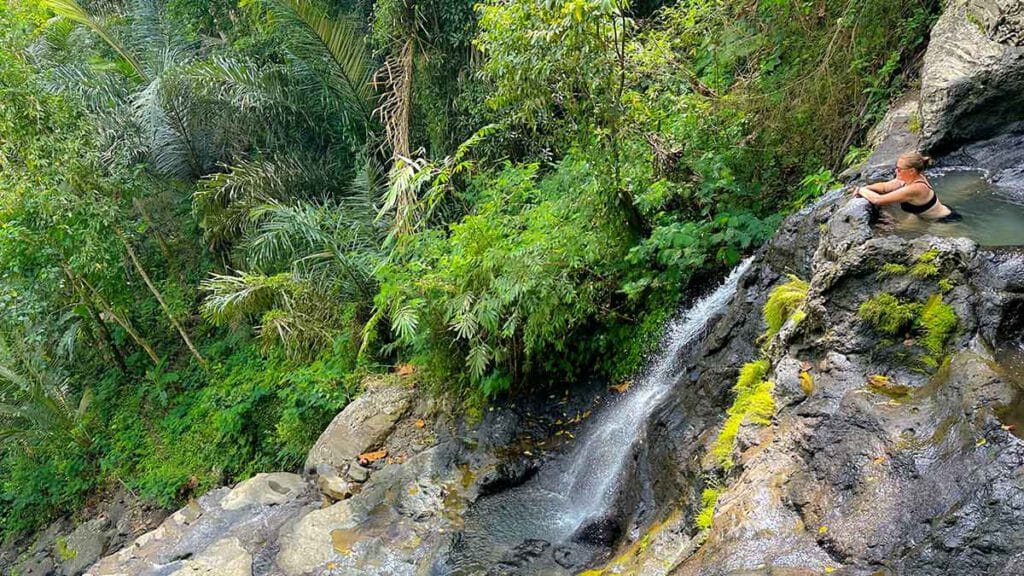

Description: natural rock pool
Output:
[891,169,1024,246]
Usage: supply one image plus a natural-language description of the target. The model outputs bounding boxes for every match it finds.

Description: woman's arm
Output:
[856,185,917,206]
[866,178,902,193]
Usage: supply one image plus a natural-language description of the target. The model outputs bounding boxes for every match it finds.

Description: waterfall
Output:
[443,257,754,574]
[560,256,754,531]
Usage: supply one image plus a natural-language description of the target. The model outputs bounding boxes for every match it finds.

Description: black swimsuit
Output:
[899,179,962,222]
[899,179,937,214]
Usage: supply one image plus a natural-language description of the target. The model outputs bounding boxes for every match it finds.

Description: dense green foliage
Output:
[0,0,939,537]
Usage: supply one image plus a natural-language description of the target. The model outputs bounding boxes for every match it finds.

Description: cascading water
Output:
[439,257,753,575]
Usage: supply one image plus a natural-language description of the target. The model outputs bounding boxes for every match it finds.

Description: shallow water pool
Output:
[889,169,1024,246]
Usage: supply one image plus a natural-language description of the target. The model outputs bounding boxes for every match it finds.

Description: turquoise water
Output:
[891,170,1024,246]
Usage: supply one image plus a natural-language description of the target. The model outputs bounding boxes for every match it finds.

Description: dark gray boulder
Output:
[920,0,1024,151]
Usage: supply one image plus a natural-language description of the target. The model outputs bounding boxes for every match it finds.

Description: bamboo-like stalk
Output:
[117,229,207,367]
[79,276,162,365]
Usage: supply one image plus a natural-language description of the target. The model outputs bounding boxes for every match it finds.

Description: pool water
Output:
[888,170,1024,246]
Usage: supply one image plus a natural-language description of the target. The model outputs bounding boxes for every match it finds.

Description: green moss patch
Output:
[878,263,908,278]
[910,249,941,279]
[859,293,920,335]
[763,276,809,343]
[696,488,720,530]
[859,292,958,366]
[920,294,957,355]
[712,360,775,470]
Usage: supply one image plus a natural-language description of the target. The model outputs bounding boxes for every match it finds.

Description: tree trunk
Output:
[116,229,206,367]
[62,266,128,373]
[80,276,161,365]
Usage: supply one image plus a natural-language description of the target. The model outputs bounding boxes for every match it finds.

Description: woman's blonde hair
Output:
[898,152,934,172]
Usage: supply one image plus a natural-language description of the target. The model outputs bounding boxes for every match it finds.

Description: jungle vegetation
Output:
[0,0,938,536]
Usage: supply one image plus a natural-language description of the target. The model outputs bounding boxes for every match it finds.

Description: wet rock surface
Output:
[0,490,167,576]
[303,375,415,474]
[77,370,597,575]
[920,0,1024,150]
[620,184,1024,575]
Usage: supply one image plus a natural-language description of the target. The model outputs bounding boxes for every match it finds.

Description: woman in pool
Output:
[852,152,962,222]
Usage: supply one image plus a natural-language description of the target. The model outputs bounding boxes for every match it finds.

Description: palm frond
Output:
[195,153,353,248]
[199,271,295,325]
[41,0,149,80]
[264,0,376,128]
[242,200,377,278]
[130,76,193,178]
[0,361,89,449]
[258,308,335,360]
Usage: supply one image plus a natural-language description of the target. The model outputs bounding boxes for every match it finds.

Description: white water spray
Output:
[559,257,754,530]
[448,258,754,573]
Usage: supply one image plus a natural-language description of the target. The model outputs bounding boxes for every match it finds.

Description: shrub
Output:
[374,157,633,393]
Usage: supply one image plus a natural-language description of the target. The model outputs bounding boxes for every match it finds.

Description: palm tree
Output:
[0,333,92,451]
[40,0,226,178]
[192,0,381,253]
[200,200,379,359]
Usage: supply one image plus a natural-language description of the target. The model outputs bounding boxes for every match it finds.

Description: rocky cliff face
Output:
[646,195,1024,576]
[920,0,1024,151]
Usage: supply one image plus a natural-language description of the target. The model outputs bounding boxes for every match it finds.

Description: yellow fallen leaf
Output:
[610,380,632,393]
[818,526,828,534]
[359,448,387,462]
[868,374,891,387]
[976,438,987,447]
[825,567,835,574]
[872,456,886,465]
[396,363,416,376]
[415,419,425,428]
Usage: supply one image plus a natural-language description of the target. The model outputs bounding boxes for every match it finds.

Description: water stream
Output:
[438,258,754,575]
